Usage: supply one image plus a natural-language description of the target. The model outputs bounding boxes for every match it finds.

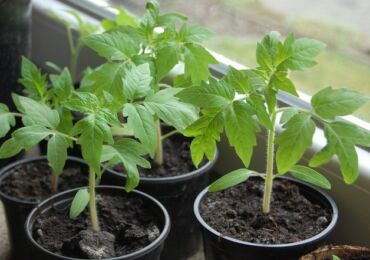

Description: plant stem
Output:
[69,43,82,82]
[262,112,276,214]
[88,168,100,231]
[154,120,163,165]
[161,129,179,140]
[51,173,58,194]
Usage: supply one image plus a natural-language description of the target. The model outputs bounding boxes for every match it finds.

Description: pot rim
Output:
[25,185,171,260]
[107,148,219,184]
[0,155,87,206]
[194,176,338,248]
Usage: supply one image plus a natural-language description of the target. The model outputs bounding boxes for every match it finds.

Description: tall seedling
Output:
[179,31,370,213]
[81,0,218,166]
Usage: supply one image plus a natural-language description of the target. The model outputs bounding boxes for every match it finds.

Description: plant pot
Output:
[300,245,370,260]
[194,177,338,260]
[103,135,218,260]
[25,186,170,260]
[0,156,88,260]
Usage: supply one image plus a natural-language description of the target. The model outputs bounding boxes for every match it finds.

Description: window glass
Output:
[109,0,370,121]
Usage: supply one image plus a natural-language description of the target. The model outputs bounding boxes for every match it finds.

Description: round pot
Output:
[300,245,370,260]
[25,185,171,260]
[0,156,88,260]
[103,150,218,260]
[194,177,339,260]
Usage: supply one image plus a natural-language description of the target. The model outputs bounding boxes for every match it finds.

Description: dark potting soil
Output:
[200,179,332,244]
[115,135,203,178]
[0,161,88,202]
[33,193,161,259]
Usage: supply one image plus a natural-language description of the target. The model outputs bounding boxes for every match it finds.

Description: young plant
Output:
[2,56,76,193]
[48,10,100,80]
[80,0,218,166]
[179,31,370,214]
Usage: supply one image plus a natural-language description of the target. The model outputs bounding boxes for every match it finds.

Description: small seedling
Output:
[179,31,370,214]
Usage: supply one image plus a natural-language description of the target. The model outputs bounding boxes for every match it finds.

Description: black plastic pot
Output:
[103,150,218,260]
[194,177,339,260]
[25,185,170,260]
[0,156,87,260]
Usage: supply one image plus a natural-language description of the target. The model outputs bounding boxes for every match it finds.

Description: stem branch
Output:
[262,113,276,214]
[161,129,179,140]
[89,168,100,231]
[51,173,58,194]
[154,120,163,165]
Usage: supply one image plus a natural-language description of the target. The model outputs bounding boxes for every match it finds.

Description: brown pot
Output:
[300,245,370,260]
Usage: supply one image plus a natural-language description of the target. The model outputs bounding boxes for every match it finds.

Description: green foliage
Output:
[182,31,370,211]
[209,169,254,192]
[311,87,370,119]
[0,104,16,138]
[69,189,90,219]
[289,165,331,189]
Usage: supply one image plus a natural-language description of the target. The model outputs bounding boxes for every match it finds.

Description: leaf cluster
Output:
[180,31,370,191]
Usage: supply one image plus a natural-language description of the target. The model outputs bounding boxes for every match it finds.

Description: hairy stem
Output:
[69,43,82,82]
[154,120,163,165]
[51,173,58,194]
[89,168,100,231]
[262,113,276,214]
[161,129,179,140]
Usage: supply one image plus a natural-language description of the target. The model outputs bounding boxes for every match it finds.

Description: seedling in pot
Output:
[80,0,218,169]
[179,31,370,214]
[0,57,78,194]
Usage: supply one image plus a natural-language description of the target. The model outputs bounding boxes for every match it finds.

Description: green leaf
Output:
[47,135,69,176]
[223,67,250,93]
[18,56,47,98]
[309,144,335,168]
[114,6,138,27]
[83,31,139,61]
[225,101,260,167]
[144,88,198,131]
[185,108,224,166]
[282,38,326,70]
[290,165,331,189]
[69,189,89,219]
[0,103,16,138]
[332,255,341,260]
[276,113,316,174]
[177,24,214,42]
[173,74,193,88]
[13,125,53,149]
[123,63,152,100]
[86,62,128,103]
[16,96,60,129]
[311,87,370,119]
[249,94,272,130]
[50,68,73,102]
[65,92,100,113]
[123,104,156,157]
[319,121,370,184]
[177,79,235,108]
[72,115,111,173]
[0,138,23,158]
[256,42,273,70]
[102,139,150,191]
[279,107,298,125]
[269,71,298,96]
[183,43,217,84]
[209,169,253,192]
[155,42,181,80]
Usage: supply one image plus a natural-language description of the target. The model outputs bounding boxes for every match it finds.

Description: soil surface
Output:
[33,193,161,259]
[115,134,203,178]
[0,161,88,202]
[200,179,332,244]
